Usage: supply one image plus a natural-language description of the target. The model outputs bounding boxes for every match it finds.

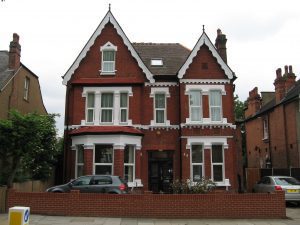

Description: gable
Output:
[178,32,234,80]
[69,23,148,84]
[62,11,154,85]
[183,45,228,79]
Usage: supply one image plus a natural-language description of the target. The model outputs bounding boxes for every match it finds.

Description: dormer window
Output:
[100,42,117,74]
[151,58,163,66]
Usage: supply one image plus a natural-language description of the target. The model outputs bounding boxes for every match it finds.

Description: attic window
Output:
[151,59,163,66]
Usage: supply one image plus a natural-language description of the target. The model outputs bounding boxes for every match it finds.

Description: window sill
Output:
[262,138,269,143]
[99,70,116,75]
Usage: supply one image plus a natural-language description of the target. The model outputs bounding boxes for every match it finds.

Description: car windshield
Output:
[274,177,300,186]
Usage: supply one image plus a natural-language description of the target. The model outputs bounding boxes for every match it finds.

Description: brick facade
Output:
[245,66,300,169]
[63,10,239,192]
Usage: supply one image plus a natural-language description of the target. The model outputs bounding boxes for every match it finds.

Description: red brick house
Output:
[0,33,47,119]
[62,10,238,192]
[245,66,300,169]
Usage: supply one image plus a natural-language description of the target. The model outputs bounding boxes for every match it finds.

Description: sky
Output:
[1,0,300,136]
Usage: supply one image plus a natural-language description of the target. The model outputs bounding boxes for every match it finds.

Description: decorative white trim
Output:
[62,11,154,85]
[181,123,236,129]
[185,136,229,150]
[185,84,226,95]
[82,86,133,96]
[180,79,230,84]
[71,134,142,150]
[177,32,234,80]
[100,41,117,51]
[149,87,170,97]
[145,82,178,87]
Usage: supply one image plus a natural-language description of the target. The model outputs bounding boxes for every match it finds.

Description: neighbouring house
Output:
[0,33,47,119]
[244,66,300,170]
[62,9,239,192]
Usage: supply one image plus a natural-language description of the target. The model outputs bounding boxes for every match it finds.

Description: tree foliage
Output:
[234,95,246,121]
[0,110,59,187]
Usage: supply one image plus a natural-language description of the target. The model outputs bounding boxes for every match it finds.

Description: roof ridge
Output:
[132,42,181,45]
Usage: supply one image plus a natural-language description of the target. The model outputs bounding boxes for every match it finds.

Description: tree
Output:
[234,95,245,121]
[0,110,59,187]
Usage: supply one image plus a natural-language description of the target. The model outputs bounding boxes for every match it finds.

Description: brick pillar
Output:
[135,150,141,179]
[204,148,211,179]
[84,149,93,175]
[113,149,124,178]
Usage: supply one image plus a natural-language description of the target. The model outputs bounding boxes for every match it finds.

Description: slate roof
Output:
[132,43,190,76]
[0,51,15,91]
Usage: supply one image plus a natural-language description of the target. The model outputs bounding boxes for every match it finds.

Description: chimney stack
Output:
[8,33,21,70]
[284,65,296,92]
[215,29,227,63]
[245,87,261,118]
[274,67,286,103]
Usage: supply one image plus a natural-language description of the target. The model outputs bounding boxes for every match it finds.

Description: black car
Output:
[46,175,128,194]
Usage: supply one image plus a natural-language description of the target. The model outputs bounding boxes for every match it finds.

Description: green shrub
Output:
[170,178,216,194]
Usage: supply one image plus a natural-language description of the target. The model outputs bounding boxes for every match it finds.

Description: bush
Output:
[170,178,216,194]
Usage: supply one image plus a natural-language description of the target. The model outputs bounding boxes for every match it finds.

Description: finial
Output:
[202,25,205,32]
[109,3,111,11]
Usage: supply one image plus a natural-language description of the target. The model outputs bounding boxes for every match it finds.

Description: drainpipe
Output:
[63,85,71,183]
[283,104,290,168]
[179,80,182,181]
[268,114,273,168]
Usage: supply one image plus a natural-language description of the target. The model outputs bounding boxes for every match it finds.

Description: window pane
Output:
[77,166,84,177]
[120,109,127,123]
[120,93,128,107]
[156,110,165,123]
[73,176,91,186]
[193,165,202,182]
[192,145,203,163]
[77,145,84,163]
[124,146,134,163]
[210,91,221,106]
[155,94,165,108]
[87,109,94,122]
[95,165,112,175]
[103,51,115,61]
[101,109,113,122]
[87,93,95,107]
[95,145,113,163]
[124,166,134,182]
[191,108,201,121]
[212,145,223,163]
[213,165,223,181]
[190,91,201,106]
[101,93,113,107]
[103,62,114,72]
[211,108,221,121]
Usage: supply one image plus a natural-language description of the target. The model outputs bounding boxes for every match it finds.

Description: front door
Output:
[148,151,173,193]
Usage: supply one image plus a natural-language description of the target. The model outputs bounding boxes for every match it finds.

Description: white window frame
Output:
[75,145,84,178]
[93,144,114,175]
[154,93,166,124]
[211,144,225,183]
[119,92,129,124]
[151,58,163,66]
[190,144,204,182]
[124,145,135,183]
[100,42,117,75]
[189,90,203,122]
[24,77,30,100]
[209,90,223,122]
[85,92,95,124]
[100,92,114,124]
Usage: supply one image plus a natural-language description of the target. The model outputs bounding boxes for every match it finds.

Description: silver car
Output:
[253,176,300,202]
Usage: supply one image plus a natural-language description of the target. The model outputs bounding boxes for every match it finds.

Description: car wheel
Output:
[53,190,63,193]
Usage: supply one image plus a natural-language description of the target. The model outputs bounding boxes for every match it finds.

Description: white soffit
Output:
[177,32,234,80]
[62,10,154,85]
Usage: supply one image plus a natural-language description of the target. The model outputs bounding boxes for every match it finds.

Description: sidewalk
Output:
[0,207,299,225]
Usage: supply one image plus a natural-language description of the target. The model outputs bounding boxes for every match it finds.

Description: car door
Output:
[260,177,272,193]
[89,176,112,193]
[70,176,92,193]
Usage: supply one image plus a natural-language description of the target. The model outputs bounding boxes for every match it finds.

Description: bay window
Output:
[94,145,113,175]
[189,90,202,122]
[211,145,224,182]
[209,90,222,121]
[124,145,135,182]
[191,145,204,182]
[101,93,114,123]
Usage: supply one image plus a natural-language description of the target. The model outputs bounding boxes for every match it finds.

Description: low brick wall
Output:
[7,189,286,219]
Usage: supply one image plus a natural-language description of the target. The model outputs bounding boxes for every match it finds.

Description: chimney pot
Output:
[276,68,282,78]
[284,65,288,74]
[13,33,19,42]
[288,65,293,74]
[217,29,222,36]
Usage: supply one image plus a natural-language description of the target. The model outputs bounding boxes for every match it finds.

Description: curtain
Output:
[210,90,221,121]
